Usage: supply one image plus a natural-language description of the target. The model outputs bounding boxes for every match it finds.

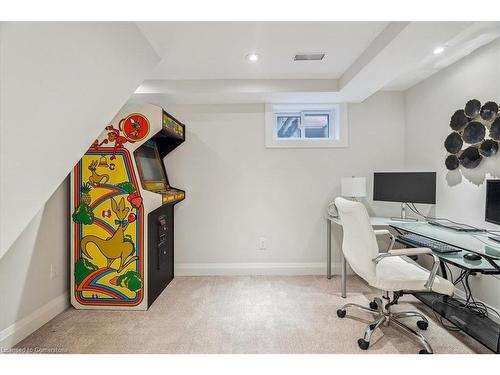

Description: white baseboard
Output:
[175,262,348,276]
[0,293,69,349]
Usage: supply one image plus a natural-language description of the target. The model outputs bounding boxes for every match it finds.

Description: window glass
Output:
[276,115,301,138]
[303,113,329,138]
[266,103,347,148]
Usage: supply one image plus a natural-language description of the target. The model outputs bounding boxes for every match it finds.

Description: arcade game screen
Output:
[135,140,167,186]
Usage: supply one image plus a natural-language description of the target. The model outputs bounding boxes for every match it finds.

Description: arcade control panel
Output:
[143,181,185,205]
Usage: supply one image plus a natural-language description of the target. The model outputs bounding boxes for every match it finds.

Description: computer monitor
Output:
[485,180,500,225]
[373,172,436,220]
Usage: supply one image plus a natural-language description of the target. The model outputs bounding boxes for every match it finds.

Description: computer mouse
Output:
[463,253,482,261]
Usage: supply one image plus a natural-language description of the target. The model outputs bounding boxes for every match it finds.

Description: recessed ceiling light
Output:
[246,53,259,62]
[433,46,445,55]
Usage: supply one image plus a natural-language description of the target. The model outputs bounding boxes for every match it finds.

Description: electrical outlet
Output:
[50,264,57,280]
[259,237,267,250]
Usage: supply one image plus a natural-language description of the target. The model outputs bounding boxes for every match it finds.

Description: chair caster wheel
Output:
[337,309,346,318]
[419,349,432,354]
[357,339,369,350]
[369,301,378,310]
[417,320,428,330]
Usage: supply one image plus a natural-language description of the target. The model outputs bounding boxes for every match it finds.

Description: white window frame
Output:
[265,103,348,148]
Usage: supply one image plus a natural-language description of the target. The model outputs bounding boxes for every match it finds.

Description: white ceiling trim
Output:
[136,79,338,94]
[134,21,500,104]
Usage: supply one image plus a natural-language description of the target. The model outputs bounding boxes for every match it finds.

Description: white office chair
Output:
[334,197,455,354]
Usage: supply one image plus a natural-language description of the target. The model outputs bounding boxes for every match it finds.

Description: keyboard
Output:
[427,220,482,232]
[397,233,462,254]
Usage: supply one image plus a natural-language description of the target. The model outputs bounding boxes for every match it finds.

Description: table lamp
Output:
[341,176,366,200]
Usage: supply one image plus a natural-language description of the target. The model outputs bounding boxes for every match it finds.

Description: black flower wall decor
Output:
[445,99,500,170]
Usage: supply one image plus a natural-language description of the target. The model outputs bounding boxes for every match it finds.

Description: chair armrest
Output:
[389,248,432,256]
[374,229,395,251]
[373,247,441,291]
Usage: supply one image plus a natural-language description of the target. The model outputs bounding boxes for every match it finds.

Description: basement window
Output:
[265,103,348,148]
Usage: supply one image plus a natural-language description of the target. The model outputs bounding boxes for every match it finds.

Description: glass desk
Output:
[328,217,500,353]
[390,221,500,274]
[327,217,500,295]
[391,221,500,353]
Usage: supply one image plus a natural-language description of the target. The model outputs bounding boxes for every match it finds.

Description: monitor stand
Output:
[390,202,418,222]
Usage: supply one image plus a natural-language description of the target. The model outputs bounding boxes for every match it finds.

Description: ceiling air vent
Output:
[294,53,325,61]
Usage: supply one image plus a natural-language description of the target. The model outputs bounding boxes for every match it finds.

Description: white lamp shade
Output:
[341,177,366,198]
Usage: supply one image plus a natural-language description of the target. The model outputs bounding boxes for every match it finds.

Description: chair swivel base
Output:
[336,296,433,354]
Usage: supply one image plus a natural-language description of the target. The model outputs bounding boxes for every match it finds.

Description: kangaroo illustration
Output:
[88,160,109,187]
[81,197,138,273]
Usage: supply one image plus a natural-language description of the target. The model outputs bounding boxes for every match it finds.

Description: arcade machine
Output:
[70,104,186,310]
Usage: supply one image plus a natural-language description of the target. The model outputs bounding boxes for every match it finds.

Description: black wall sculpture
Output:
[445,99,500,170]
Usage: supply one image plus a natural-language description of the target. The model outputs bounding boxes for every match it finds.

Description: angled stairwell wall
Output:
[0,22,160,259]
[0,22,160,348]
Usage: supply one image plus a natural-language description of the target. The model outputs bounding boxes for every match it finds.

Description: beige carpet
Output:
[15,275,489,354]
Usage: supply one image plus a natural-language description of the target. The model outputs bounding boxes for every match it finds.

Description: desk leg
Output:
[440,262,448,280]
[327,219,332,279]
[341,251,346,298]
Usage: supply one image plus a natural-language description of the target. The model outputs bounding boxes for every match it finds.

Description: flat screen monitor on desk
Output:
[486,180,500,225]
[486,180,500,243]
[373,172,436,221]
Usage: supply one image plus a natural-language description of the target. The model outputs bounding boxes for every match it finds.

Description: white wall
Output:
[404,39,500,310]
[146,92,406,275]
[0,177,69,348]
[0,22,159,258]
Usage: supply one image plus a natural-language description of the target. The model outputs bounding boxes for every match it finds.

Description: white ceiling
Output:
[384,22,500,90]
[135,21,500,104]
[137,22,389,80]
